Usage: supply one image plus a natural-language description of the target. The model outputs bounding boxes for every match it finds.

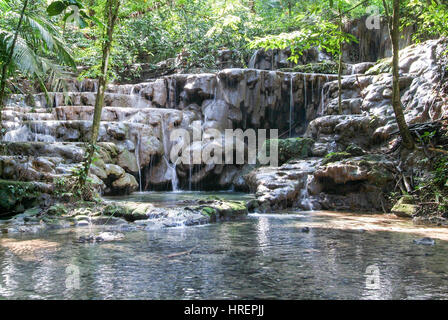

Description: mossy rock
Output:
[47,204,68,216]
[391,197,418,218]
[345,144,365,156]
[197,200,248,222]
[280,61,339,74]
[102,202,150,221]
[201,207,217,216]
[322,152,352,165]
[261,138,314,166]
[0,180,41,216]
[365,58,392,75]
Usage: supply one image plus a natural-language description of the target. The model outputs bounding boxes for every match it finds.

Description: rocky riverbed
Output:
[0,192,249,234]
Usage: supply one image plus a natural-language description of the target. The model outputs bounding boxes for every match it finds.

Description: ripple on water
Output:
[0,211,448,299]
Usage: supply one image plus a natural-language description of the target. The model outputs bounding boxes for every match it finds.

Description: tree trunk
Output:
[389,0,415,149]
[248,0,255,13]
[0,0,29,122]
[337,6,343,115]
[79,0,121,191]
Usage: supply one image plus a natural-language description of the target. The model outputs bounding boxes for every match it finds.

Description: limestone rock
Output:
[117,149,138,174]
[105,164,125,180]
[111,173,138,194]
[391,196,418,218]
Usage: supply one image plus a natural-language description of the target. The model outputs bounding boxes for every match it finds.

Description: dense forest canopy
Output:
[1,0,447,88]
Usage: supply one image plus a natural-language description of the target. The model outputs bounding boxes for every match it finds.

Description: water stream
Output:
[289,75,294,138]
[1,202,448,299]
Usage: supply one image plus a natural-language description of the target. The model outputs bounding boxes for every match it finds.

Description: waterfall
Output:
[303,74,307,109]
[131,85,146,108]
[248,50,259,69]
[3,125,30,142]
[135,132,143,192]
[161,116,180,192]
[318,76,329,116]
[300,174,314,211]
[311,75,314,103]
[164,156,179,191]
[289,75,294,138]
[319,87,325,116]
[329,141,337,152]
[188,166,193,191]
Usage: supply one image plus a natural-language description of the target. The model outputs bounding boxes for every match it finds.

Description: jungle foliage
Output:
[0,0,446,87]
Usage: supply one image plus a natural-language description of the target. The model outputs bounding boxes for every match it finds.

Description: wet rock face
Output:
[1,39,446,209]
[248,47,330,71]
[264,137,315,166]
[341,16,415,63]
[244,159,321,212]
[0,180,50,216]
[305,39,447,156]
[312,154,395,212]
[1,68,337,193]
[244,39,447,213]
[246,153,396,213]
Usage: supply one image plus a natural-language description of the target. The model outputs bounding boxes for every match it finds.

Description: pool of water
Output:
[105,191,254,207]
[1,210,448,299]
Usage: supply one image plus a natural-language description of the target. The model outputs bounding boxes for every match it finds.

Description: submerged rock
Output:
[77,232,125,243]
[413,237,435,246]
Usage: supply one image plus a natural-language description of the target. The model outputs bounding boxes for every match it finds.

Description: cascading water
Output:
[303,73,307,109]
[130,86,146,108]
[289,75,294,138]
[318,76,329,116]
[299,174,314,211]
[188,166,193,191]
[135,132,143,192]
[248,50,259,69]
[161,116,180,192]
[3,125,30,142]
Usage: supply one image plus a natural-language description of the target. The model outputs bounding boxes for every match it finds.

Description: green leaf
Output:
[47,1,67,16]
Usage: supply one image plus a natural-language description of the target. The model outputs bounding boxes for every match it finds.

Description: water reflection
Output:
[1,211,448,299]
[105,191,254,207]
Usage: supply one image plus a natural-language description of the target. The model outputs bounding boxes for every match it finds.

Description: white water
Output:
[248,50,259,69]
[318,76,329,116]
[289,75,294,138]
[135,132,143,193]
[160,116,180,191]
[164,157,179,191]
[131,85,146,108]
[3,125,30,142]
[303,74,307,109]
[188,166,193,191]
[299,174,314,211]
[311,75,314,103]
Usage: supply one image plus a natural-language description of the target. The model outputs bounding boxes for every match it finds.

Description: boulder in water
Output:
[413,237,435,246]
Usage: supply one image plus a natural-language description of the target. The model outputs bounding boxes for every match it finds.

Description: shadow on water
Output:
[1,210,448,299]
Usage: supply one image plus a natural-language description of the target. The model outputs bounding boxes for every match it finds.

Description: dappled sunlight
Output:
[0,238,60,262]
[287,211,448,241]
